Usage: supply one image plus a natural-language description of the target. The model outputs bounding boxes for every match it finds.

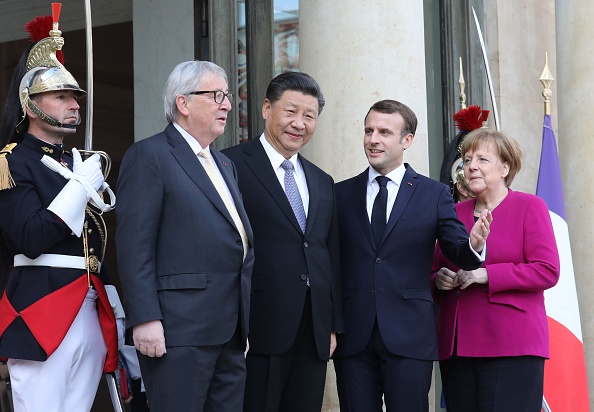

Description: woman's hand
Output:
[470,209,493,252]
[436,267,460,290]
[457,268,489,290]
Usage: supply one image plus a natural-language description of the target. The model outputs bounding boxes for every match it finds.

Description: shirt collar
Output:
[367,163,406,187]
[173,122,206,155]
[259,134,299,170]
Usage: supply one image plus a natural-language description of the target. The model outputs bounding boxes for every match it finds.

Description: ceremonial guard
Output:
[439,67,489,202]
[0,4,123,412]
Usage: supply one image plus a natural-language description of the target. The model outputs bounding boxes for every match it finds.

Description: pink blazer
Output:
[432,189,560,360]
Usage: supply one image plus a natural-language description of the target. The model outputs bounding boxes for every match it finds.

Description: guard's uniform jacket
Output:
[0,134,117,372]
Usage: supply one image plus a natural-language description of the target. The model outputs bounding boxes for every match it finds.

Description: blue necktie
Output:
[281,160,306,233]
[371,175,390,247]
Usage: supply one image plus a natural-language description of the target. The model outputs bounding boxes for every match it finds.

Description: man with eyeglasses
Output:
[116,60,254,412]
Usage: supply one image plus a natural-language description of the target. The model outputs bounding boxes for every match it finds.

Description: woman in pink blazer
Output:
[432,128,560,412]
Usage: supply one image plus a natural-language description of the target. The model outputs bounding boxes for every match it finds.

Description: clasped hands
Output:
[435,267,489,290]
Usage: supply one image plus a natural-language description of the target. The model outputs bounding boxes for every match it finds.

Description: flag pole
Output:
[539,52,554,117]
[539,51,554,412]
[458,57,466,110]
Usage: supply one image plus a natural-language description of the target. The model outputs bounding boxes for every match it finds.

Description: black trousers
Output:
[139,328,245,412]
[334,321,433,412]
[244,291,327,412]
[130,378,150,412]
[440,355,545,412]
[0,361,13,412]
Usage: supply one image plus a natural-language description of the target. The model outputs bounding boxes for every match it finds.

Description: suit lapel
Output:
[165,125,235,228]
[353,169,376,249]
[383,164,417,241]
[242,139,305,234]
[212,149,254,241]
[300,155,318,235]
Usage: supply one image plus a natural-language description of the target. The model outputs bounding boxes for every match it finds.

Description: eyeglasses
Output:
[187,90,234,104]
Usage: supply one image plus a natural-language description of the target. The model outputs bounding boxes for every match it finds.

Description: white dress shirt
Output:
[173,122,236,206]
[366,164,406,223]
[259,134,309,216]
[365,163,485,259]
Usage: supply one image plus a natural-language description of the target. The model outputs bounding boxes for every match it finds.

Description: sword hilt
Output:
[78,149,112,179]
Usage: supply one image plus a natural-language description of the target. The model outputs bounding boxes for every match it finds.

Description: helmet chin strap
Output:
[26,98,81,129]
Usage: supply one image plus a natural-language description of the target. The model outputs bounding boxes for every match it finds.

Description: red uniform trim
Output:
[0,274,118,372]
[0,290,18,337]
[20,275,89,357]
[90,274,118,373]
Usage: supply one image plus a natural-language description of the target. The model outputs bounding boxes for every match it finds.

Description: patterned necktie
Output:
[199,150,249,259]
[280,160,307,233]
[371,175,390,248]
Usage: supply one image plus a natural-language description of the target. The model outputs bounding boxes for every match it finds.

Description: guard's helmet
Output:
[13,5,85,132]
[17,65,85,130]
[440,105,489,201]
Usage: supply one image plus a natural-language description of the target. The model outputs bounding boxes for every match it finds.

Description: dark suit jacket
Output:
[223,138,342,361]
[116,123,254,347]
[333,165,481,361]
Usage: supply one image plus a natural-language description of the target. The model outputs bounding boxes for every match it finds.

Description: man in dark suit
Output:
[116,60,254,412]
[332,100,491,412]
[223,71,342,412]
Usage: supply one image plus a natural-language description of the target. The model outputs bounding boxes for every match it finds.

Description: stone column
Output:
[298,0,430,182]
[298,2,430,411]
[481,0,558,193]
[556,0,594,406]
[133,0,195,141]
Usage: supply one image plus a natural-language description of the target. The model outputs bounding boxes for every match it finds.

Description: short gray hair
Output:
[163,60,228,123]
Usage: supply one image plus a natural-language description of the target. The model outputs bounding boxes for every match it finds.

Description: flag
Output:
[537,114,589,412]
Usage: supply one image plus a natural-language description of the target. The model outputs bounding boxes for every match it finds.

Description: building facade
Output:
[1,1,592,411]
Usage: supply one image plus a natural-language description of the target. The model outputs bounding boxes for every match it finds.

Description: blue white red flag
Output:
[537,114,589,412]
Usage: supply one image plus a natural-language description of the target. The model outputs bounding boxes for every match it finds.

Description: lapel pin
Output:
[407,182,412,186]
[223,161,227,166]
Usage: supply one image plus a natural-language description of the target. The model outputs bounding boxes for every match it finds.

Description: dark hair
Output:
[461,128,523,187]
[365,100,417,138]
[265,71,325,114]
[0,45,33,147]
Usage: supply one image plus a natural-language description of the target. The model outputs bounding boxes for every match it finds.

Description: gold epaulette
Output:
[0,143,17,190]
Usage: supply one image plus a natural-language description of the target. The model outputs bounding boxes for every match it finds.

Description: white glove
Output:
[47,180,88,235]
[117,318,125,350]
[42,154,116,215]
[105,285,126,350]
[72,148,104,192]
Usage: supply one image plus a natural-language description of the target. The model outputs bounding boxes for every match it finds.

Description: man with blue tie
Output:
[223,71,342,412]
[332,99,492,412]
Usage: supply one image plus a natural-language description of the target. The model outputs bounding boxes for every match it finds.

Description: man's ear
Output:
[402,133,414,150]
[262,99,272,120]
[24,96,39,119]
[176,95,190,117]
[24,105,37,119]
